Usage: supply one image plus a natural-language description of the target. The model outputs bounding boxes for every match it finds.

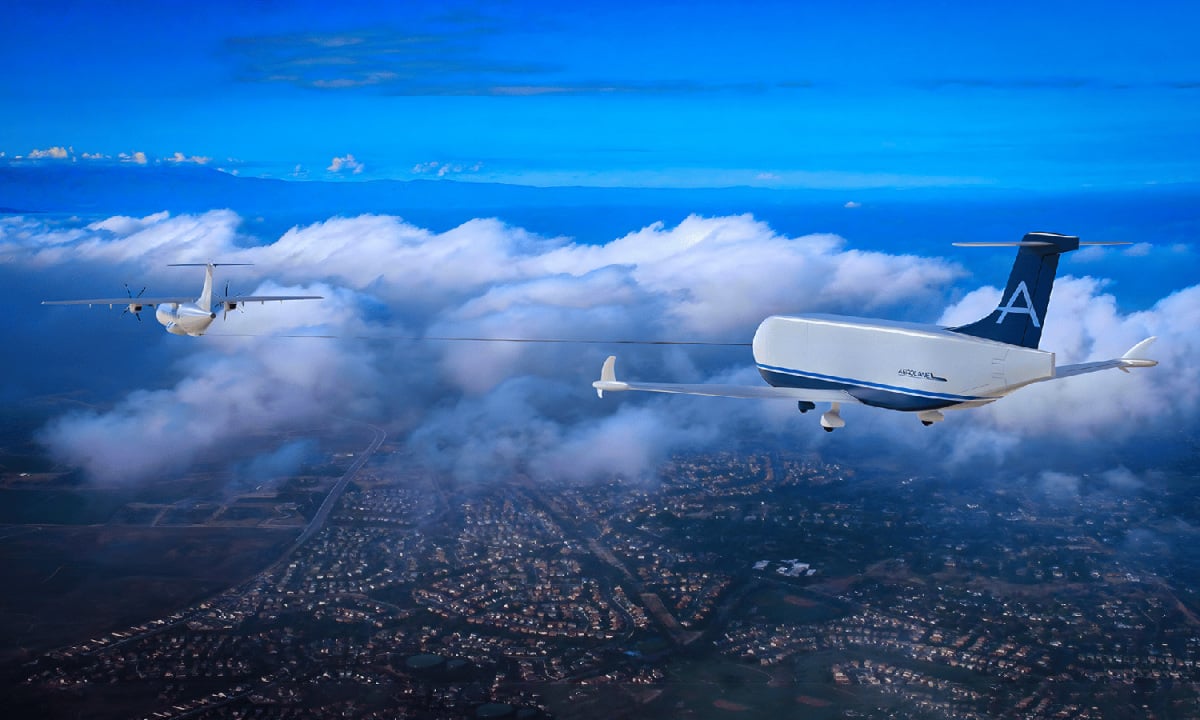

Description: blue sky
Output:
[3,0,1198,188]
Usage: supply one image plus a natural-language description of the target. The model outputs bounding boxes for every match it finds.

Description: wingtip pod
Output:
[593,355,627,398]
[1119,336,1159,372]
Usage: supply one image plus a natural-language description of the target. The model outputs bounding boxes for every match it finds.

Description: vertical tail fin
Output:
[167,262,251,312]
[197,263,215,311]
[952,232,1080,348]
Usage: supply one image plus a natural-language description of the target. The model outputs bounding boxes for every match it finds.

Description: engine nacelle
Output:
[128,303,143,313]
[155,304,178,325]
[224,301,238,312]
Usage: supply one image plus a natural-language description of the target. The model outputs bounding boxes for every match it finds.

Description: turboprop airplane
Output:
[43,263,322,337]
[592,232,1158,431]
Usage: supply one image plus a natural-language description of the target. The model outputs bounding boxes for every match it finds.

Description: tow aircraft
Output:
[593,232,1158,431]
[43,263,322,337]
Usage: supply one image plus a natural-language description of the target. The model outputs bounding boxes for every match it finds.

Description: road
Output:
[287,421,387,553]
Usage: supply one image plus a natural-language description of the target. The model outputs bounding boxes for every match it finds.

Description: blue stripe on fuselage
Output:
[756,364,985,411]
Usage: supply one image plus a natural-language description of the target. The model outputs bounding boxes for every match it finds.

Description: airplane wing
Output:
[220,295,323,304]
[592,355,859,404]
[42,296,193,307]
[1051,337,1158,380]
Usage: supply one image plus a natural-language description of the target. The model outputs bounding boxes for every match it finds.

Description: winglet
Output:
[593,355,627,398]
[1119,336,1158,372]
[1122,336,1157,359]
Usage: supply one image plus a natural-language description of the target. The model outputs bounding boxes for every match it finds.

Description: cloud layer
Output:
[6,210,1196,485]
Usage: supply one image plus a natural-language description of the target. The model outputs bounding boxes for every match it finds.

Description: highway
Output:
[288,421,387,553]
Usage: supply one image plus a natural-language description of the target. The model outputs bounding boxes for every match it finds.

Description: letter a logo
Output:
[995,281,1040,327]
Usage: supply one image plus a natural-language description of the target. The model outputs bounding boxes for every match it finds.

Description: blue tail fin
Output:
[952,232,1080,349]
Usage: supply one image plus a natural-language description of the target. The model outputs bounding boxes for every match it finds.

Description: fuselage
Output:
[752,314,1055,412]
[155,302,216,336]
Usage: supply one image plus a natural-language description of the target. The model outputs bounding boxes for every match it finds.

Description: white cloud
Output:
[28,146,70,159]
[165,151,211,165]
[327,153,363,174]
[938,286,1002,327]
[1075,241,1162,264]
[118,151,149,165]
[1101,466,1144,490]
[15,210,239,267]
[844,201,862,209]
[412,160,483,177]
[311,71,398,89]
[1037,470,1081,500]
[526,214,961,335]
[9,210,1198,486]
[86,211,172,237]
[40,308,382,483]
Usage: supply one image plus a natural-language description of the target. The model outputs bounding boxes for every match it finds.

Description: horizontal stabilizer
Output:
[593,355,858,403]
[167,262,254,267]
[953,241,1131,247]
[953,241,1056,247]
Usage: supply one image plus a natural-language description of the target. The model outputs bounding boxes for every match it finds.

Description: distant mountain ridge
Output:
[3,164,1198,265]
[0,163,824,218]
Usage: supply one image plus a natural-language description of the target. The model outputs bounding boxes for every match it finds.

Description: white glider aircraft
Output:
[43,263,322,337]
[593,232,1158,431]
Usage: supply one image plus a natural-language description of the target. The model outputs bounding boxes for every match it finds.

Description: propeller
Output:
[122,284,146,321]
